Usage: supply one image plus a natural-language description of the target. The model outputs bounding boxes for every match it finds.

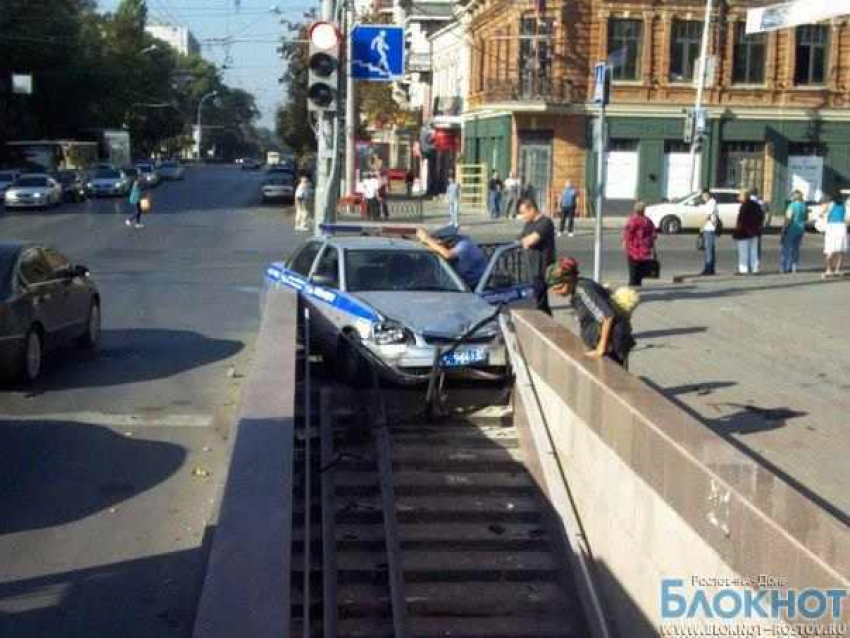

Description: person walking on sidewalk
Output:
[294,176,314,231]
[363,172,381,221]
[558,180,578,237]
[519,198,556,315]
[447,173,461,227]
[822,191,848,278]
[733,188,763,274]
[488,171,503,219]
[503,172,520,219]
[622,201,656,287]
[780,190,807,273]
[700,189,720,275]
[125,178,146,229]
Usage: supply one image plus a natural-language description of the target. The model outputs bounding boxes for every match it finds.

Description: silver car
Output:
[157,161,184,181]
[87,168,130,197]
[4,174,63,209]
[262,233,535,382]
[261,175,295,203]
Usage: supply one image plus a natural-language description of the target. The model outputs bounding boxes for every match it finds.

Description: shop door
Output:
[519,142,552,214]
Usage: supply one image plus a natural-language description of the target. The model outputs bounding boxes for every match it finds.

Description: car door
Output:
[306,245,343,354]
[17,248,65,348]
[475,243,535,307]
[43,247,89,338]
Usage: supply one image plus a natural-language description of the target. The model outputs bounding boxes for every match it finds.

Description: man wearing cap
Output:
[518,198,557,315]
[416,226,488,290]
[547,257,637,366]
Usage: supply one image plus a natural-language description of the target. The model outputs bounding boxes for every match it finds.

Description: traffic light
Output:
[307,21,341,113]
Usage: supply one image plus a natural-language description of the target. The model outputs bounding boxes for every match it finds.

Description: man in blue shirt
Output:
[559,180,578,237]
[416,226,488,290]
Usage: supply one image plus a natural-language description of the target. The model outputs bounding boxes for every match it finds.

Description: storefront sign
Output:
[787,155,823,201]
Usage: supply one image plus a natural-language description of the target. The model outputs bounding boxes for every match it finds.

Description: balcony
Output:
[474,76,574,108]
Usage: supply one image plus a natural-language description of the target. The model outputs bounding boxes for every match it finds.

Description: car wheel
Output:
[19,327,43,383]
[660,215,682,234]
[77,301,101,349]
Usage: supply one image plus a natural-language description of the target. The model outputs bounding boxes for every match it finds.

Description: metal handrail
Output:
[302,307,313,638]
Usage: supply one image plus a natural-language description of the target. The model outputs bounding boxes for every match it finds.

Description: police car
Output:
[262,226,534,382]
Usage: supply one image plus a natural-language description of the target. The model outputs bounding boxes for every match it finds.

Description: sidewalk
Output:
[550,272,850,520]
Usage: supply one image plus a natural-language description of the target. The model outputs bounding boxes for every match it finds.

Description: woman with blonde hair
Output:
[822,191,847,277]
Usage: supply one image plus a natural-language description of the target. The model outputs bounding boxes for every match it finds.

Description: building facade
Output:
[144,24,201,57]
[462,0,850,214]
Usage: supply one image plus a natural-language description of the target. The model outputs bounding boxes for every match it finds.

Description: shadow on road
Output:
[0,529,214,638]
[0,419,186,534]
[8,329,243,391]
[632,326,708,339]
[640,276,847,304]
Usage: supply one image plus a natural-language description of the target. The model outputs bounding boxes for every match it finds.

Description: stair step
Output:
[335,614,578,637]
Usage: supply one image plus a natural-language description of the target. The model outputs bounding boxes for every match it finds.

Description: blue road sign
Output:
[351,25,405,82]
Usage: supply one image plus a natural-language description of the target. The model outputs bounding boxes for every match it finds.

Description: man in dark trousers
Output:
[518,198,556,315]
[547,257,636,367]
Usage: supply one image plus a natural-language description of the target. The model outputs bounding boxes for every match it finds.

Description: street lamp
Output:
[196,91,219,160]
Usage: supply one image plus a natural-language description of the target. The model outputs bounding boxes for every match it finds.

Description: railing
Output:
[477,77,573,105]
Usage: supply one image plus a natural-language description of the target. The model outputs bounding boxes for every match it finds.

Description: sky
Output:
[98,0,316,128]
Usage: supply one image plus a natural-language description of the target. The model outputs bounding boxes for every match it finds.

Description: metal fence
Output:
[458,163,487,214]
[337,197,425,222]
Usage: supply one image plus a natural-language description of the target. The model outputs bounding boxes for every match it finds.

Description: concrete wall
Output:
[192,289,298,638]
[510,310,849,636]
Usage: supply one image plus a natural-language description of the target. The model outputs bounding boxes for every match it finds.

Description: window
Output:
[733,23,765,84]
[289,242,322,276]
[519,17,554,96]
[795,25,828,85]
[42,248,70,276]
[482,247,533,292]
[721,142,765,190]
[312,247,340,289]
[345,250,463,293]
[715,192,739,204]
[19,249,52,286]
[670,21,702,82]
[608,19,643,81]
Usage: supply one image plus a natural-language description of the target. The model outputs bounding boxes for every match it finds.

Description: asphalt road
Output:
[0,165,299,638]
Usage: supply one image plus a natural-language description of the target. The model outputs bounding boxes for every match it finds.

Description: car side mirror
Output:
[73,265,90,278]
[311,274,336,288]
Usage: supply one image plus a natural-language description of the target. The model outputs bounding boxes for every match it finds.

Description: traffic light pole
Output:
[344,1,356,197]
[314,0,339,236]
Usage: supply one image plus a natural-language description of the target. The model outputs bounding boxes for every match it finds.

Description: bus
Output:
[78,129,132,168]
[5,140,99,173]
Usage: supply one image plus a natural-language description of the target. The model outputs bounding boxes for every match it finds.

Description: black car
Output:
[55,170,88,203]
[0,242,100,383]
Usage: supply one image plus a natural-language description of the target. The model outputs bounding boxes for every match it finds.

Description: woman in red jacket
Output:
[622,201,657,286]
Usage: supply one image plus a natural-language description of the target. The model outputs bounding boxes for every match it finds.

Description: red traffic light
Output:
[309,22,341,50]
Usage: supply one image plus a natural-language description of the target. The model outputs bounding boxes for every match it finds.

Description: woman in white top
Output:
[294,176,313,231]
[699,189,720,276]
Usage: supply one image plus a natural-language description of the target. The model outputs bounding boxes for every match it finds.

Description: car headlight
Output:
[87,182,93,188]
[371,321,411,346]
[114,182,123,188]
[34,193,43,199]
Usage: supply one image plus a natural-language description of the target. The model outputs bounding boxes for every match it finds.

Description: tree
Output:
[275,26,316,161]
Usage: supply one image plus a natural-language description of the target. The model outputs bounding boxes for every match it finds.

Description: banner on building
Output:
[746,0,850,34]
[787,155,824,201]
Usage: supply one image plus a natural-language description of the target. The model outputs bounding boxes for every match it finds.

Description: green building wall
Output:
[463,114,512,178]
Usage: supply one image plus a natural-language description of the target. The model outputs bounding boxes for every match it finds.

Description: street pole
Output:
[344,0,356,197]
[688,0,713,192]
[196,91,218,160]
[314,0,339,235]
[593,104,606,283]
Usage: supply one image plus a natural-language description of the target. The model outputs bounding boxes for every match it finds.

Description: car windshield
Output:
[345,249,465,293]
[266,177,293,186]
[57,172,76,183]
[0,172,16,182]
[124,169,137,176]
[16,177,47,187]
[138,165,152,172]
[674,192,699,204]
[161,162,177,168]
[94,170,120,179]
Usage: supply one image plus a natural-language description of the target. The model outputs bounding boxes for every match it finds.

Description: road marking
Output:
[3,412,213,428]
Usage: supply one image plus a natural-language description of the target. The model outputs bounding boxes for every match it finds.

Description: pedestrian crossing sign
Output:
[351,25,405,82]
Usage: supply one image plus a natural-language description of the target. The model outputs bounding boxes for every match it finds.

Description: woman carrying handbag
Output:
[126,178,148,229]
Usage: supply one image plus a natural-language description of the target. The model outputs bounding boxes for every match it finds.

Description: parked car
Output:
[55,170,88,203]
[266,165,294,177]
[157,160,184,181]
[0,170,21,204]
[262,233,535,384]
[136,163,160,187]
[645,188,772,234]
[3,174,63,210]
[261,174,295,203]
[0,242,100,383]
[241,159,261,170]
[87,168,130,197]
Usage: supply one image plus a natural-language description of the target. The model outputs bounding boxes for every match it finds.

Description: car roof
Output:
[320,236,429,252]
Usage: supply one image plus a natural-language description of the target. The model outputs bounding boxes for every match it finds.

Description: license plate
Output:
[442,348,488,367]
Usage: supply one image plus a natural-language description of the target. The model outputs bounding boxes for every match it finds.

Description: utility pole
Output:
[196,91,218,160]
[314,0,340,235]
[592,63,609,283]
[344,0,357,197]
[688,0,713,192]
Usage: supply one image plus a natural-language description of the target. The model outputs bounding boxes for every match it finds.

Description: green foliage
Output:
[0,0,261,161]
[275,25,316,160]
